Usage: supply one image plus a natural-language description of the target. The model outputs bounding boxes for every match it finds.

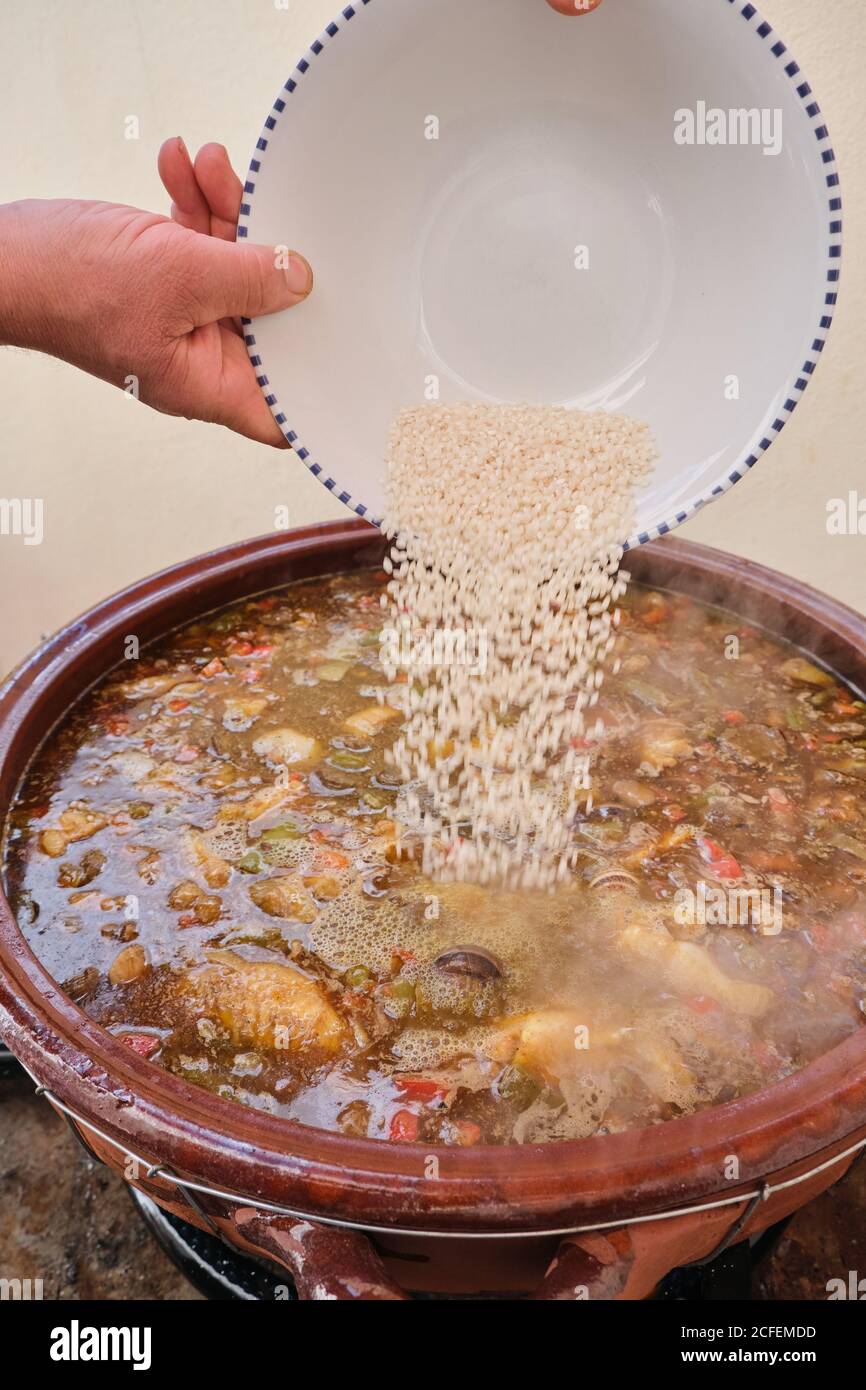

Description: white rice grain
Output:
[381,403,656,890]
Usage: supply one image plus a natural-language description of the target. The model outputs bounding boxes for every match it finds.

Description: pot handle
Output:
[529,1229,635,1300]
[231,1209,633,1301]
[232,1208,411,1300]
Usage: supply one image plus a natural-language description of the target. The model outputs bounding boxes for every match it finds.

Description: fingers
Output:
[209,327,290,447]
[158,139,243,241]
[193,143,244,241]
[189,323,287,444]
[190,237,313,325]
[158,137,212,233]
[546,0,602,13]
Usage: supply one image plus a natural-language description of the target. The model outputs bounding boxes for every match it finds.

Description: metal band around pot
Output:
[24,1064,866,1243]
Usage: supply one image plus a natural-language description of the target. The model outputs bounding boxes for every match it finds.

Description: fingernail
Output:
[177,136,188,158]
[284,252,313,298]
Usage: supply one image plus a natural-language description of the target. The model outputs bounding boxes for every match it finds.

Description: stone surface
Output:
[0,1071,200,1301]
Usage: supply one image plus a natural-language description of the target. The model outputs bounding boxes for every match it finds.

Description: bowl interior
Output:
[242,0,837,538]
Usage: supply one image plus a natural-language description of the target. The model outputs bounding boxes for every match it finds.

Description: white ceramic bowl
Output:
[239,0,840,544]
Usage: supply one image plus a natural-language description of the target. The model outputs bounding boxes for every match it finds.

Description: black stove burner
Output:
[130,1185,790,1302]
[0,1042,20,1079]
[656,1220,789,1300]
[129,1188,297,1301]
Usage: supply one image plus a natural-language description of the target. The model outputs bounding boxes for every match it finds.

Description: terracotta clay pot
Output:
[1,521,865,1300]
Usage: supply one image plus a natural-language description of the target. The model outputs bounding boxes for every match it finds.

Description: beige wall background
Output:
[0,0,863,676]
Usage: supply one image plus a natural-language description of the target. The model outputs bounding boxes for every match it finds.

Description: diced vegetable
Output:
[253,727,321,766]
[496,1061,542,1111]
[185,831,231,889]
[108,944,149,985]
[612,779,657,808]
[118,674,177,699]
[250,875,318,923]
[780,658,834,688]
[316,661,351,683]
[638,720,693,770]
[259,822,303,843]
[720,723,785,767]
[698,837,743,881]
[303,875,342,900]
[223,696,268,731]
[344,706,401,737]
[120,1032,160,1059]
[168,880,201,910]
[58,849,106,888]
[389,1109,420,1142]
[394,1075,448,1103]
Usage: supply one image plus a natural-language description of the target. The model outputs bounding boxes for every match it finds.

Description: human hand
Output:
[0,147,311,446]
[545,0,603,14]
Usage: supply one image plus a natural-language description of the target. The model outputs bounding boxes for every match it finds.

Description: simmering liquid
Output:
[4,570,866,1145]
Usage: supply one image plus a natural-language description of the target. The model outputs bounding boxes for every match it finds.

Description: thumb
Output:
[191,237,313,324]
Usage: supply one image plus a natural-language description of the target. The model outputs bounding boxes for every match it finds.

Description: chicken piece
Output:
[491,1009,622,1085]
[618,921,772,1017]
[168,880,201,910]
[491,1007,697,1105]
[513,1010,586,1082]
[628,1028,695,1105]
[180,949,348,1053]
[253,727,320,767]
[613,778,658,808]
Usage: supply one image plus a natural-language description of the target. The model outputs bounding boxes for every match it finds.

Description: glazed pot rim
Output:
[2,520,866,1235]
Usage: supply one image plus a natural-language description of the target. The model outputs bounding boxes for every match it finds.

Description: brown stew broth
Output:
[4,571,866,1146]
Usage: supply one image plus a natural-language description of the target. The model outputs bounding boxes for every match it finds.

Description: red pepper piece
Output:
[394,1076,448,1103]
[120,1033,160,1059]
[389,1109,420,1142]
